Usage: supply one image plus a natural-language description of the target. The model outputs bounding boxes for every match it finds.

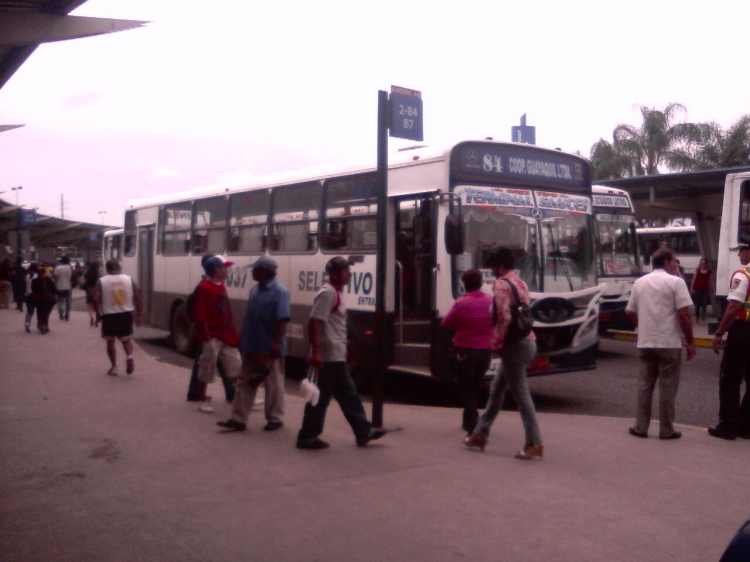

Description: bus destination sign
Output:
[389,86,423,142]
[454,143,590,190]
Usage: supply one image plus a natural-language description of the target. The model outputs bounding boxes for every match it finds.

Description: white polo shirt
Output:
[626,268,693,348]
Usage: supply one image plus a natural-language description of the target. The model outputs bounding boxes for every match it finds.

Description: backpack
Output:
[493,277,533,344]
[185,282,201,319]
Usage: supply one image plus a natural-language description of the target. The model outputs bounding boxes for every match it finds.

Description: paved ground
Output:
[1,305,748,562]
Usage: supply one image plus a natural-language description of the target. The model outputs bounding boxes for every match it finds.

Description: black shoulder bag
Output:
[496,278,533,344]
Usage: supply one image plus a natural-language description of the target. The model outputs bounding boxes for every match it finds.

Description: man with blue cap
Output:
[218,255,290,432]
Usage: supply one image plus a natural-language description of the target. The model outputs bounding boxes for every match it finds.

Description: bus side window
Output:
[271,224,282,252]
[192,196,228,255]
[326,220,347,249]
[740,181,750,242]
[269,182,322,255]
[124,210,137,257]
[322,174,377,252]
[162,202,192,255]
[228,190,270,255]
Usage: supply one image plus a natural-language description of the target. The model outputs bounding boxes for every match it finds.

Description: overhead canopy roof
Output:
[0,196,115,255]
[0,0,146,91]
[597,167,750,221]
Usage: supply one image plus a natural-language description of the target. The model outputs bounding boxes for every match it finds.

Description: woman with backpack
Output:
[463,248,543,460]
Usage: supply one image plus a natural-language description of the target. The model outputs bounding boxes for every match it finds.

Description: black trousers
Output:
[450,347,492,433]
[718,322,750,434]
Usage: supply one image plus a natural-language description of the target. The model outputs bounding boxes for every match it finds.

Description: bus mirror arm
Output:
[443,194,464,256]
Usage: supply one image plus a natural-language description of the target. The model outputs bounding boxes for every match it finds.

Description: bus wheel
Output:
[170,302,195,357]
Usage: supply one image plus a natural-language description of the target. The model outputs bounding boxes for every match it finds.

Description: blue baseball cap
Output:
[249,256,278,271]
[204,256,234,271]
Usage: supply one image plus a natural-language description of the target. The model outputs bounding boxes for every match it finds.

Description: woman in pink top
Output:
[441,269,494,434]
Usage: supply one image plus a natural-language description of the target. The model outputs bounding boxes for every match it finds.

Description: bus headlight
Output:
[573,312,598,346]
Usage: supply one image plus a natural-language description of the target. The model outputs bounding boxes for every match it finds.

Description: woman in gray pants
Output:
[463,248,543,460]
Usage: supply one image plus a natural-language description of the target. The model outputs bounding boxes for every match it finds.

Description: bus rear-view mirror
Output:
[444,214,464,255]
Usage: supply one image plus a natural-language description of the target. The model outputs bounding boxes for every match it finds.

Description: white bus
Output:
[103,229,124,262]
[717,172,750,307]
[592,185,641,332]
[114,140,603,382]
[637,225,701,282]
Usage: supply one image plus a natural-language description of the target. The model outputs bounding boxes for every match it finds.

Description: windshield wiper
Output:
[546,223,574,291]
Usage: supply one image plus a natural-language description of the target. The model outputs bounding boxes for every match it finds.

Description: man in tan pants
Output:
[626,248,695,439]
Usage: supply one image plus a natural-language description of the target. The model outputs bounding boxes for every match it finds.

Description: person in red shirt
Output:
[690,257,713,325]
[191,256,241,413]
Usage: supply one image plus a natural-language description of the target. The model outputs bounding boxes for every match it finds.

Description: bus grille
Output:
[533,325,577,353]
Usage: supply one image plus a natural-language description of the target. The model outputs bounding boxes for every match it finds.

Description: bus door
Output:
[137,225,155,325]
[395,195,436,320]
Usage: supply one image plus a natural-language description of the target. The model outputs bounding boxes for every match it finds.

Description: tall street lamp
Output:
[11,186,23,205]
[99,210,107,224]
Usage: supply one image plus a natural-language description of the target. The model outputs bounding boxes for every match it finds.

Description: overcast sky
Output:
[1,0,748,225]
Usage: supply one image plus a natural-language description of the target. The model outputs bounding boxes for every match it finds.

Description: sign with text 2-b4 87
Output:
[389,86,423,142]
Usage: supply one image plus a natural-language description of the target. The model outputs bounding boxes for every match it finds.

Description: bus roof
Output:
[125,140,589,211]
[592,184,630,197]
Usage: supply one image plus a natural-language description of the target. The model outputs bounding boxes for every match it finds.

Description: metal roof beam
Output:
[0,10,147,47]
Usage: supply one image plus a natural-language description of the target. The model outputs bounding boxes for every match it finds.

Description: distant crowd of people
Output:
[0,256,96,334]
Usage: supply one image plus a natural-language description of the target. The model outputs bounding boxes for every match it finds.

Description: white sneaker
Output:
[199,397,213,413]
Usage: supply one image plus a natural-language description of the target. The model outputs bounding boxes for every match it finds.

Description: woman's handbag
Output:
[300,366,320,406]
[500,278,533,344]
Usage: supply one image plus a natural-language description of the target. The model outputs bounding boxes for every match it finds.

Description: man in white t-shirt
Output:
[626,248,695,440]
[93,260,142,377]
[296,256,386,450]
[53,256,75,321]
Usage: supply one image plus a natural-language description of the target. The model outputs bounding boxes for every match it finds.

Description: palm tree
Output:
[590,138,634,180]
[690,115,750,170]
[590,103,701,180]
[613,103,702,175]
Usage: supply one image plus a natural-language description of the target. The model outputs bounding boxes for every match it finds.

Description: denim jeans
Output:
[297,362,371,442]
[474,339,541,445]
[56,289,72,319]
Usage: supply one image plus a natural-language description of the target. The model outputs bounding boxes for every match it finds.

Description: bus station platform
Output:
[0,306,747,562]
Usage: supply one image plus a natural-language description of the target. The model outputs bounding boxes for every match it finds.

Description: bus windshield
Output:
[595,213,639,277]
[462,205,540,290]
[540,212,595,292]
[456,186,595,293]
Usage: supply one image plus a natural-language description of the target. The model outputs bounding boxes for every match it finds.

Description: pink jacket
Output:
[441,290,494,349]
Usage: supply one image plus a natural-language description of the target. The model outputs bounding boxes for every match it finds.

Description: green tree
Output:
[690,115,750,170]
[590,103,701,180]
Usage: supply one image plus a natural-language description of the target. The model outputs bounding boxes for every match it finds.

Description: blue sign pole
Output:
[373,90,389,427]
